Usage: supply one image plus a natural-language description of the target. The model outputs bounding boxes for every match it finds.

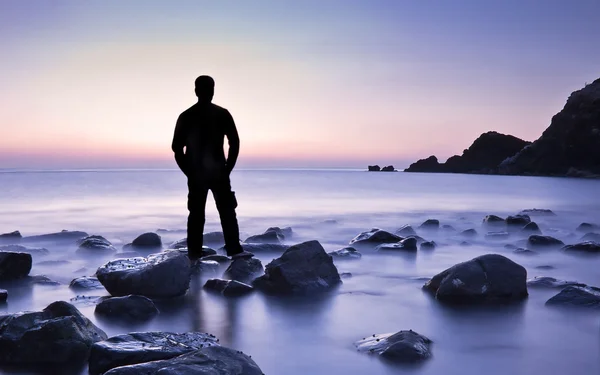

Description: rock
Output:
[546,286,600,309]
[527,276,584,288]
[528,235,564,248]
[423,254,528,303]
[174,246,216,257]
[340,272,353,279]
[89,331,220,375]
[485,231,510,240]
[355,330,432,362]
[245,230,283,244]
[38,260,70,266]
[204,279,254,296]
[498,79,600,177]
[76,235,117,255]
[396,225,417,236]
[70,276,104,290]
[460,241,471,247]
[28,275,60,286]
[376,237,417,251]
[522,222,542,234]
[535,265,555,270]
[349,229,402,245]
[95,295,158,321]
[200,254,231,264]
[404,155,444,172]
[520,209,556,216]
[96,251,191,298]
[442,224,456,232]
[419,219,439,230]
[0,289,6,302]
[203,231,225,245]
[506,214,531,226]
[420,241,436,250]
[191,260,220,275]
[513,248,537,256]
[223,258,263,284]
[131,232,162,249]
[254,240,341,294]
[581,232,600,242]
[266,226,293,238]
[460,229,478,237]
[0,231,21,240]
[381,165,395,172]
[368,165,381,171]
[0,301,107,364]
[168,238,188,249]
[329,247,362,260]
[21,230,88,243]
[0,244,49,257]
[483,215,505,225]
[577,223,598,232]
[102,346,263,375]
[0,251,32,280]
[563,241,600,254]
[225,243,290,254]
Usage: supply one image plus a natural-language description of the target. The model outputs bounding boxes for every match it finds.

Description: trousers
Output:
[187,174,243,256]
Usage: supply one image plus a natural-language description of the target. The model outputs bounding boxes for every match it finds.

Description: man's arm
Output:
[223,110,240,174]
[171,114,189,176]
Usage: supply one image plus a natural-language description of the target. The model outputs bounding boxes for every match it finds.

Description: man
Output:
[172,75,252,259]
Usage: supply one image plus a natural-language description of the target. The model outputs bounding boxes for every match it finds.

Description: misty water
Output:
[0,169,599,374]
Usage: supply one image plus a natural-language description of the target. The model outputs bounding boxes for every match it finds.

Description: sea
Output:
[0,169,599,375]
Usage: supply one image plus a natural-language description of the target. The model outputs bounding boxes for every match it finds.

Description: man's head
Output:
[195,75,215,103]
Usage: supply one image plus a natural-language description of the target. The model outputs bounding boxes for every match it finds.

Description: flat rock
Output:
[76,235,117,255]
[89,331,219,375]
[0,244,49,257]
[376,237,417,252]
[546,286,600,309]
[0,252,32,280]
[423,254,528,303]
[103,346,263,375]
[506,214,531,226]
[396,225,417,236]
[0,289,7,302]
[223,258,263,284]
[204,279,254,296]
[254,240,341,294]
[355,330,432,362]
[95,295,159,321]
[419,219,439,230]
[21,230,88,244]
[528,235,564,248]
[527,276,584,288]
[70,276,104,290]
[520,209,556,216]
[522,222,542,234]
[0,301,107,364]
[131,232,162,249]
[563,241,600,254]
[96,251,191,298]
[460,229,478,237]
[576,223,598,232]
[349,229,401,245]
[328,247,362,259]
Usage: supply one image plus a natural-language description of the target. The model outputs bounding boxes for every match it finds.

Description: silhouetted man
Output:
[172,75,251,259]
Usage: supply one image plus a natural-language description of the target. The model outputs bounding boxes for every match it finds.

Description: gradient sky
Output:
[1,0,599,169]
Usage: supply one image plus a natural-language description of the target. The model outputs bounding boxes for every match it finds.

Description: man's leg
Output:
[211,177,244,256]
[187,179,209,257]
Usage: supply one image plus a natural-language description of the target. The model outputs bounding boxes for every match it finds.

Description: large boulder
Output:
[0,301,107,364]
[0,252,32,280]
[204,279,254,296]
[545,286,600,309]
[95,295,159,321]
[103,346,263,375]
[528,235,564,248]
[223,258,263,284]
[21,230,88,243]
[76,235,117,255]
[96,251,191,298]
[355,330,432,362]
[349,229,401,245]
[423,254,528,303]
[254,240,342,294]
[89,331,219,375]
[131,232,162,249]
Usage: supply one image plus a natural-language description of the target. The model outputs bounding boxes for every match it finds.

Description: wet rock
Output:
[460,229,478,237]
[0,301,107,364]
[69,295,105,307]
[168,238,188,249]
[76,235,117,255]
[203,231,225,245]
[485,231,510,240]
[70,276,104,290]
[563,241,600,254]
[89,331,220,375]
[28,275,60,286]
[228,243,290,254]
[0,244,49,257]
[201,254,231,264]
[423,254,528,303]
[254,240,341,294]
[522,222,542,234]
[95,295,158,321]
[396,225,417,236]
[0,289,6,302]
[131,232,162,249]
[483,215,505,225]
[103,346,263,375]
[520,209,556,216]
[21,230,88,244]
[368,165,381,171]
[340,272,353,279]
[527,276,584,288]
[223,258,263,284]
[204,279,253,296]
[535,265,555,270]
[581,232,600,242]
[96,251,191,298]
[349,229,401,245]
[576,223,598,232]
[506,214,531,226]
[0,252,32,280]
[0,231,21,241]
[175,246,216,257]
[528,235,564,248]
[442,224,456,232]
[266,226,293,239]
[376,237,417,251]
[420,241,436,250]
[419,219,439,230]
[191,260,220,275]
[329,247,362,260]
[460,241,471,247]
[546,286,600,309]
[245,230,283,244]
[513,248,537,256]
[355,330,432,362]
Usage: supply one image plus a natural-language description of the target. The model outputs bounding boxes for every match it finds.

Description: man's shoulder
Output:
[211,103,230,115]
[178,104,198,118]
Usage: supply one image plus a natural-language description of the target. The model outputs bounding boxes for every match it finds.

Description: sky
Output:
[1,0,599,169]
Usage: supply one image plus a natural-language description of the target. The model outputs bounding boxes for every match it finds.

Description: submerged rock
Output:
[0,301,107,364]
[0,244,49,257]
[485,231,510,240]
[266,226,293,238]
[131,232,162,249]
[506,214,531,226]
[355,330,432,362]
[376,237,418,252]
[204,279,254,296]
[22,230,88,243]
[528,235,564,248]
[522,222,542,234]
[423,254,528,303]
[168,238,188,249]
[581,232,600,242]
[0,251,32,280]
[396,225,417,236]
[70,276,104,290]
[563,241,600,254]
[419,219,440,230]
[96,251,191,298]
[103,346,263,375]
[76,235,117,255]
[89,331,220,375]
[546,286,600,309]
[349,229,401,245]
[420,241,437,250]
[329,247,362,259]
[513,248,537,256]
[254,240,341,294]
[527,276,584,288]
[520,209,556,216]
[95,295,158,321]
[483,215,505,225]
[223,258,263,284]
[460,228,478,237]
[576,223,598,232]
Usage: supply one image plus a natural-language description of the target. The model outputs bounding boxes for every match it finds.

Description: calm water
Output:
[0,169,599,375]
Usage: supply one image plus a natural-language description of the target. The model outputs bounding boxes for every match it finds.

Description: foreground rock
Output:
[527,235,564,248]
[423,254,528,303]
[95,295,158,321]
[76,235,117,255]
[545,286,600,309]
[204,279,254,296]
[21,230,88,243]
[329,247,362,260]
[96,251,191,298]
[355,330,432,362]
[0,244,49,257]
[563,242,600,254]
[0,252,32,280]
[527,276,584,288]
[0,301,107,364]
[89,331,219,375]
[223,258,263,284]
[70,276,104,290]
[254,240,341,294]
[103,346,263,375]
[349,229,401,245]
